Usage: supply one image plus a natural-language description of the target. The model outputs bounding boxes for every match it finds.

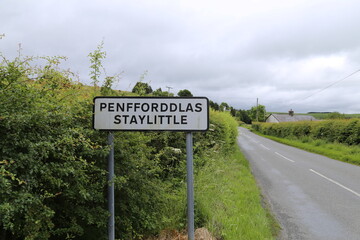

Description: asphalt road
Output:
[237,127,360,240]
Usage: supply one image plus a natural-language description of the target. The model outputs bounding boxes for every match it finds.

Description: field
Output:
[267,112,360,120]
[306,112,360,119]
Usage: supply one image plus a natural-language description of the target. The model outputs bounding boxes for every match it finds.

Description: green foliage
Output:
[236,109,252,124]
[257,133,360,166]
[219,102,230,111]
[194,112,276,239]
[156,109,279,239]
[209,100,220,111]
[0,53,179,239]
[131,71,153,96]
[253,119,360,146]
[249,104,266,122]
[1,49,274,240]
[195,147,277,239]
[88,41,106,87]
[308,112,360,120]
[111,132,167,239]
[0,55,109,239]
[152,88,173,97]
[253,119,360,166]
[177,89,193,97]
[101,75,120,96]
[132,82,153,95]
[204,110,238,152]
[229,107,236,117]
[327,112,346,119]
[88,41,122,96]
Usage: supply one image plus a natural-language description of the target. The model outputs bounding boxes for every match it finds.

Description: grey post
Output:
[107,132,115,240]
[186,132,195,240]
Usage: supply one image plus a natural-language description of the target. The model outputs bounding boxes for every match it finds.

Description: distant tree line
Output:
[208,100,267,124]
[131,80,266,124]
[131,81,193,97]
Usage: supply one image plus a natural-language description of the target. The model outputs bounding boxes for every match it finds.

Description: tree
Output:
[249,104,266,122]
[88,41,121,95]
[209,101,220,111]
[230,107,236,117]
[88,41,106,87]
[132,82,153,95]
[236,110,252,124]
[177,89,193,97]
[220,102,230,111]
[132,71,153,96]
[152,88,173,97]
[100,74,121,96]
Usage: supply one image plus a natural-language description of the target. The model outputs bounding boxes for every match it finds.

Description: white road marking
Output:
[242,134,259,143]
[245,135,257,142]
[260,144,270,150]
[275,152,295,163]
[310,169,360,198]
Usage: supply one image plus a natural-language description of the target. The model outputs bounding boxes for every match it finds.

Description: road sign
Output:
[93,97,209,131]
[94,96,208,240]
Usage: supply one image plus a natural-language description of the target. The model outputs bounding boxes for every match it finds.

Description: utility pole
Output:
[166,86,173,94]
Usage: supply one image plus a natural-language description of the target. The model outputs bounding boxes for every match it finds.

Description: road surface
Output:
[237,127,360,240]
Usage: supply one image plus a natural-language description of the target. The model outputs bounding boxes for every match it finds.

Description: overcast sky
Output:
[1,0,360,113]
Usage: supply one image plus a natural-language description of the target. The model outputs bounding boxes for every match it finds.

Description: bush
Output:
[0,57,109,239]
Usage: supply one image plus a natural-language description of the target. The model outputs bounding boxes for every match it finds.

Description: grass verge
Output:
[195,145,279,239]
[253,132,360,166]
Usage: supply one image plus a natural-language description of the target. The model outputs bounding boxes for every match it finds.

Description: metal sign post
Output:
[186,132,195,240]
[93,97,209,240]
[107,132,115,240]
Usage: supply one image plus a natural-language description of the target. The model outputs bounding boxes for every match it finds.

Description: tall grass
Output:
[195,146,278,239]
[259,134,360,166]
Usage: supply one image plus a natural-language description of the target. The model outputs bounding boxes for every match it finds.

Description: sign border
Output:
[92,96,209,132]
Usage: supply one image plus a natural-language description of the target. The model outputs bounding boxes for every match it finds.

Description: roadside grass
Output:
[255,133,360,166]
[195,145,279,240]
[239,123,252,129]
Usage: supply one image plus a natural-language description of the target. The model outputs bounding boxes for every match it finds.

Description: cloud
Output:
[241,0,360,59]
[1,0,360,113]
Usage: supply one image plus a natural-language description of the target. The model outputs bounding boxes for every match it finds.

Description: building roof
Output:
[268,114,317,122]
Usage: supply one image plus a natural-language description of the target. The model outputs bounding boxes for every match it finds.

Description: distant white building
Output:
[266,110,317,123]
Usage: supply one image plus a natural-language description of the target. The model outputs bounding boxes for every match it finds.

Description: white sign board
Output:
[93,97,209,131]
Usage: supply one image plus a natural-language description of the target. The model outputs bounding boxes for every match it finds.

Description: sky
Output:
[1,0,360,113]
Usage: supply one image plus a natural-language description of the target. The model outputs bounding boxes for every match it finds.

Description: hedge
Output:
[252,119,360,145]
